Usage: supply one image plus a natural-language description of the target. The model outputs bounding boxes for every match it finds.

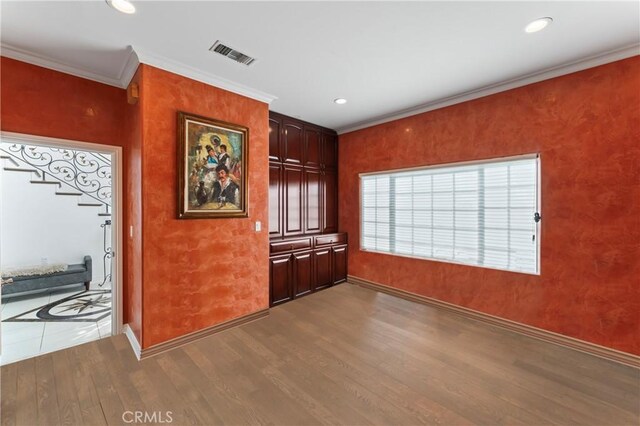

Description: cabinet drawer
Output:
[314,233,347,247]
[270,238,312,254]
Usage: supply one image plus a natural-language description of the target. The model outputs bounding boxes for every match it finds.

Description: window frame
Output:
[359,153,541,275]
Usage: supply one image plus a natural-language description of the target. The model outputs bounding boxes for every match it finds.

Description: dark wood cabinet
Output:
[283,165,304,236]
[269,112,339,238]
[293,251,313,297]
[269,233,348,306]
[283,119,303,165]
[304,127,321,168]
[270,254,292,306]
[269,112,346,307]
[269,163,282,237]
[304,169,321,234]
[322,170,338,233]
[333,245,348,284]
[269,117,282,162]
[313,248,333,290]
[321,132,338,169]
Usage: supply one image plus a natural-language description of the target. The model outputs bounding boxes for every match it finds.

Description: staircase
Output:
[1,143,111,217]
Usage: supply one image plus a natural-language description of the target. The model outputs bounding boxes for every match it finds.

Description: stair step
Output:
[5,167,37,173]
[78,203,102,207]
[56,192,83,196]
[30,180,60,185]
[1,156,20,167]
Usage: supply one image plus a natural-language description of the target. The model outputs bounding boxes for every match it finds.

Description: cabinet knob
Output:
[289,245,294,250]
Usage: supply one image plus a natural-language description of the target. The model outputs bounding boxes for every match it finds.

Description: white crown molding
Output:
[118,46,140,88]
[2,41,636,125]
[132,47,278,104]
[0,43,277,103]
[337,43,640,135]
[1,43,123,88]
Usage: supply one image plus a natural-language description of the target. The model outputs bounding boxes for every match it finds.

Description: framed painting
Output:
[177,111,249,219]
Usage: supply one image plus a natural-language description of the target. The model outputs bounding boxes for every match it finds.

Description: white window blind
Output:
[361,155,540,274]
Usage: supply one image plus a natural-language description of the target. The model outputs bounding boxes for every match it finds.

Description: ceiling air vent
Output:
[209,41,256,66]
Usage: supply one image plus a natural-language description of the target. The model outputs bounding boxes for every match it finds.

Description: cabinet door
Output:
[304,127,321,168]
[314,249,332,290]
[322,170,338,233]
[270,254,292,306]
[283,120,303,165]
[282,166,304,236]
[269,116,282,161]
[332,245,348,284]
[304,169,321,234]
[321,132,338,169]
[269,163,282,237]
[293,251,313,297]
[284,166,304,236]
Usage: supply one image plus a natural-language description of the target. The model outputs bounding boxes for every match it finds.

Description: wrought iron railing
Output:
[0,143,111,207]
[100,219,114,288]
[1,142,114,287]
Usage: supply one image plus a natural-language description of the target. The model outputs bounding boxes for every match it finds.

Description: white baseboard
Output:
[123,324,141,361]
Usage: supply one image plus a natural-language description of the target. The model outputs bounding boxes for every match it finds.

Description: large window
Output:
[360,154,540,274]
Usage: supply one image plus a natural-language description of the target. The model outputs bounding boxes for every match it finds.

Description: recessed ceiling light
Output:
[106,0,136,14]
[525,17,552,33]
[334,98,347,105]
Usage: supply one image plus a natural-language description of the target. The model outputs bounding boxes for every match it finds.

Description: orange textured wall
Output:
[124,67,143,343]
[339,57,640,354]
[138,65,269,348]
[1,58,126,145]
[0,57,134,324]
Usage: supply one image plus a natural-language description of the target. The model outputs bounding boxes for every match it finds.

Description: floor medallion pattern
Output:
[4,290,111,322]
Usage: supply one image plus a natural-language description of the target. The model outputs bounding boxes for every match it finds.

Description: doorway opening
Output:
[0,133,122,365]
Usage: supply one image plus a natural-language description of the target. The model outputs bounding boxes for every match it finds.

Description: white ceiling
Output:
[1,1,639,133]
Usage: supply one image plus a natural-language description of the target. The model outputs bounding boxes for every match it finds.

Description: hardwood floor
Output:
[2,283,638,425]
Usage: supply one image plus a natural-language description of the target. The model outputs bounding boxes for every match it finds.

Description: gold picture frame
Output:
[177,111,248,219]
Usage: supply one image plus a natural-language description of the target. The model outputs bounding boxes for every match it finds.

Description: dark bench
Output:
[1,255,92,298]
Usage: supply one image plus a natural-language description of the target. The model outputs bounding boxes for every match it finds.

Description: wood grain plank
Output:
[35,355,61,426]
[1,284,637,426]
[66,342,106,425]
[95,337,148,422]
[0,362,18,426]
[14,358,38,426]
[51,350,84,426]
[82,341,126,424]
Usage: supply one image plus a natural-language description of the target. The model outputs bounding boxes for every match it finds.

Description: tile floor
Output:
[0,286,111,365]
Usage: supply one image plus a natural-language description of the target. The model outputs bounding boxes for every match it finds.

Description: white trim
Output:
[123,324,142,361]
[0,131,124,336]
[133,47,277,104]
[3,41,636,130]
[1,131,122,155]
[359,248,539,277]
[112,145,124,336]
[536,152,542,276]
[358,152,539,177]
[0,159,4,355]
[1,43,123,88]
[359,153,541,275]
[338,44,640,134]
[0,44,276,104]
[118,46,140,88]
